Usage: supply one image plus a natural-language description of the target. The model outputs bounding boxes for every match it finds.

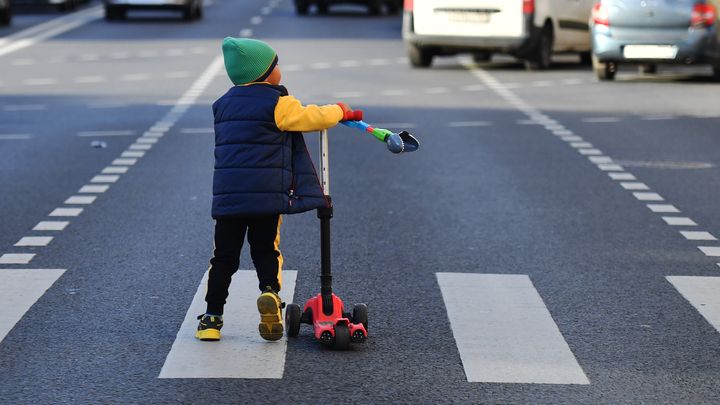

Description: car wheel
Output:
[473,52,491,63]
[712,64,720,81]
[385,0,399,14]
[317,1,328,14]
[595,59,617,81]
[58,0,76,12]
[579,52,592,66]
[638,64,657,75]
[526,25,553,70]
[105,5,126,20]
[408,44,433,68]
[0,3,12,26]
[182,0,199,21]
[295,0,309,14]
[368,0,382,15]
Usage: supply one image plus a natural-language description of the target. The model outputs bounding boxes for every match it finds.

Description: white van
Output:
[402,0,594,69]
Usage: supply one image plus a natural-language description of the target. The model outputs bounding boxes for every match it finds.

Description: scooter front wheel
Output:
[334,324,350,350]
[285,303,301,337]
[352,303,368,332]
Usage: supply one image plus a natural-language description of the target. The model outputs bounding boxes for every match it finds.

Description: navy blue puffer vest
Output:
[211,84,328,218]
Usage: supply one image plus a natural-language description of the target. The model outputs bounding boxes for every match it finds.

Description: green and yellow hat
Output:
[221,37,279,85]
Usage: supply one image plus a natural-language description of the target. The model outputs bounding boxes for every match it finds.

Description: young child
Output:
[196,37,361,341]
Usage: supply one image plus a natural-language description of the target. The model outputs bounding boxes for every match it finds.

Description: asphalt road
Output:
[2,0,720,403]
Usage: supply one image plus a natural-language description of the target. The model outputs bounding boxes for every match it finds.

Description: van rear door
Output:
[413,0,525,38]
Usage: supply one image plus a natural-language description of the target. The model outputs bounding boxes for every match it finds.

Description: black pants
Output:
[205,215,283,316]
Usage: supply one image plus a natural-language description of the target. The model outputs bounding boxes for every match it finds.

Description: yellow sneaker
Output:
[195,314,222,341]
[257,288,284,341]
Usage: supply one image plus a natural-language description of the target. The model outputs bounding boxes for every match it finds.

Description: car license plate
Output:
[623,45,678,59]
[435,10,490,23]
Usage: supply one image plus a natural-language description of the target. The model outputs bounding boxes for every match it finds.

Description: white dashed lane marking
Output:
[680,232,717,241]
[668,276,720,333]
[49,208,83,217]
[0,134,32,140]
[647,204,680,213]
[437,273,589,385]
[14,237,53,247]
[663,217,697,226]
[0,254,35,264]
[64,196,96,204]
[33,221,69,231]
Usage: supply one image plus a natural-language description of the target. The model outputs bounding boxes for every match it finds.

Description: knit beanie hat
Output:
[222,37,279,85]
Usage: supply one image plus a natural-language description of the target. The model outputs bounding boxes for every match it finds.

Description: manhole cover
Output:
[613,160,715,169]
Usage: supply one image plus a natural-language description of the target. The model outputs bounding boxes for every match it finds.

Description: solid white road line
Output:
[436,273,589,384]
[0,7,103,58]
[78,130,134,137]
[159,270,297,379]
[667,276,720,334]
[0,269,66,343]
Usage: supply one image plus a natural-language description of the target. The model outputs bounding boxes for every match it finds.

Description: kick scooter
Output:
[284,115,419,350]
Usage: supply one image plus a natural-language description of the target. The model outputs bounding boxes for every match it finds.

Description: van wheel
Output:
[58,0,76,12]
[526,26,553,70]
[182,0,199,20]
[317,1,328,14]
[0,4,11,26]
[386,0,399,14]
[105,5,126,20]
[595,61,617,81]
[638,64,657,74]
[579,52,592,66]
[295,0,309,14]
[712,65,720,81]
[408,45,433,68]
[368,0,382,15]
[473,52,491,63]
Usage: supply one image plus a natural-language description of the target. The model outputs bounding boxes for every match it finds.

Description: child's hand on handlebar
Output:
[337,102,363,121]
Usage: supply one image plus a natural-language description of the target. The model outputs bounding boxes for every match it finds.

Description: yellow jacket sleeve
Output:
[275,95,344,133]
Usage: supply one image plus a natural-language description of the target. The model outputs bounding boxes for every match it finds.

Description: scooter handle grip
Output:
[344,110,363,121]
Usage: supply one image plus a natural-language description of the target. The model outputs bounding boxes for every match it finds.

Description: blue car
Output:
[590,0,720,80]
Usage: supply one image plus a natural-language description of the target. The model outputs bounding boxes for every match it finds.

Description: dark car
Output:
[0,0,11,26]
[591,0,720,80]
[294,0,402,15]
[104,0,202,21]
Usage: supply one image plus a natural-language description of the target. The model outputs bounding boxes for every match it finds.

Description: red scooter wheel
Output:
[334,323,350,350]
[285,303,301,337]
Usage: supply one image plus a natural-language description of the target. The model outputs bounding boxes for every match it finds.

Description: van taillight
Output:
[691,3,716,27]
[592,3,609,26]
[404,0,413,11]
[523,0,534,14]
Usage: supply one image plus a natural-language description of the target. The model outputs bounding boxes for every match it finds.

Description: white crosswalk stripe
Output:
[159,270,297,379]
[437,273,589,384]
[667,276,720,333]
[0,269,66,344]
